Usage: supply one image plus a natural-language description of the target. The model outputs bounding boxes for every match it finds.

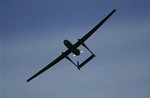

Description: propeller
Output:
[73,50,83,57]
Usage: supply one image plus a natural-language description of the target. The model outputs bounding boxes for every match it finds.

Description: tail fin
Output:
[77,61,80,70]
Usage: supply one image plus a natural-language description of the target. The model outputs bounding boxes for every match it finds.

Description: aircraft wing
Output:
[27,50,71,82]
[74,9,116,48]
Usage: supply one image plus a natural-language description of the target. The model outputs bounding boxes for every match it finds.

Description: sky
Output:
[1,0,150,98]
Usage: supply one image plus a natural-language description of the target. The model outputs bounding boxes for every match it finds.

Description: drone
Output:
[27,9,116,82]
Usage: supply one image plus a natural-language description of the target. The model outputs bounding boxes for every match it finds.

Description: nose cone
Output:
[64,39,68,44]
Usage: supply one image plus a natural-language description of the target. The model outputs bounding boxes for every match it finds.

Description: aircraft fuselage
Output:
[64,39,80,56]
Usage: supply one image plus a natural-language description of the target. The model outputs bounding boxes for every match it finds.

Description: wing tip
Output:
[113,9,117,13]
[27,77,33,82]
[27,79,30,82]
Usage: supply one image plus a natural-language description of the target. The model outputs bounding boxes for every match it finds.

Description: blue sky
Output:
[1,0,150,98]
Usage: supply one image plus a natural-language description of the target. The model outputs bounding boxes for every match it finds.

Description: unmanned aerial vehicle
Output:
[27,9,116,82]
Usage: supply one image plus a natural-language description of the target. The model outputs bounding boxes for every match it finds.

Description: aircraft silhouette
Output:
[27,9,116,82]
